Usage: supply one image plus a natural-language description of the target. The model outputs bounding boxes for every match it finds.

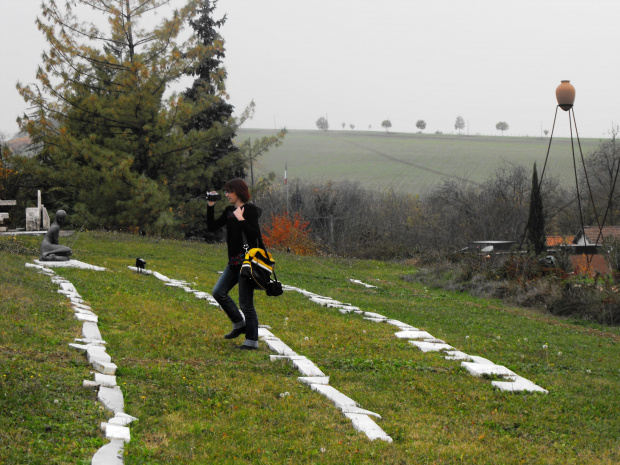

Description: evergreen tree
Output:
[16,0,239,234]
[527,162,546,255]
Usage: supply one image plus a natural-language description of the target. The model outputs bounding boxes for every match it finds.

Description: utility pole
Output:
[248,138,254,187]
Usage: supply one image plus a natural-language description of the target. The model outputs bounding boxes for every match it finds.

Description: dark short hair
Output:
[224,179,251,203]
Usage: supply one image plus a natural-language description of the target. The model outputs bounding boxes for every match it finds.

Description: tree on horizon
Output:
[381,119,392,133]
[316,117,329,131]
[455,115,465,134]
[496,121,509,135]
[416,120,426,132]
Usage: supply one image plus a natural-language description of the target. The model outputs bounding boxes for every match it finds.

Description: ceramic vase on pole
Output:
[556,80,575,111]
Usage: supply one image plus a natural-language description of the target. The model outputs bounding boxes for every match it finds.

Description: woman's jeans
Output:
[212,264,259,347]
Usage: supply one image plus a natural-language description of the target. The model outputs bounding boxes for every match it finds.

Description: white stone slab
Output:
[152,271,170,282]
[264,338,297,356]
[127,266,153,275]
[363,317,385,323]
[310,384,358,410]
[298,376,330,386]
[70,297,85,305]
[492,376,548,393]
[343,413,393,443]
[385,319,418,330]
[349,279,377,288]
[72,302,92,311]
[409,341,453,352]
[394,330,434,339]
[74,309,98,319]
[469,355,495,365]
[92,360,117,375]
[58,289,81,299]
[309,297,343,306]
[69,343,90,352]
[94,373,117,387]
[339,305,361,312]
[291,357,326,377]
[74,337,106,345]
[461,362,517,379]
[91,439,124,465]
[108,412,138,426]
[444,350,472,361]
[363,312,387,320]
[341,406,382,419]
[258,327,277,339]
[59,281,77,293]
[34,259,106,271]
[87,346,111,364]
[423,338,447,344]
[82,321,103,340]
[98,386,124,413]
[101,423,131,442]
[74,312,98,323]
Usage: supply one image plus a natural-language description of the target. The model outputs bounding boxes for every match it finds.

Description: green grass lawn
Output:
[238,129,602,195]
[1,232,619,464]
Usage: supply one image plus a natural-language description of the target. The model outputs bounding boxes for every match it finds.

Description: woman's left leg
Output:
[238,277,259,348]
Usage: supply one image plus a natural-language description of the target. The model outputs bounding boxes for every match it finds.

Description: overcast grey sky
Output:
[1,0,619,139]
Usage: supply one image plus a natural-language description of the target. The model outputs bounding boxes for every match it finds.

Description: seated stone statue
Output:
[40,210,73,261]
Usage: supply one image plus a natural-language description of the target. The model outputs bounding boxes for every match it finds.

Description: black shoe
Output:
[224,327,246,339]
[236,345,257,351]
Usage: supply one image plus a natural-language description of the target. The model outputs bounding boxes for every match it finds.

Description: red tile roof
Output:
[583,226,620,244]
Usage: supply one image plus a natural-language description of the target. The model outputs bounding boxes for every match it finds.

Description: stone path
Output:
[287,280,548,394]
[26,262,134,465]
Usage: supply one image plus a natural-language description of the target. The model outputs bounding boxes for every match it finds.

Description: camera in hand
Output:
[205,192,221,201]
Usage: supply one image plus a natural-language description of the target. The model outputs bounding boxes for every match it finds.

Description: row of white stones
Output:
[132,267,393,443]
[26,262,135,465]
[284,281,548,394]
[258,327,393,443]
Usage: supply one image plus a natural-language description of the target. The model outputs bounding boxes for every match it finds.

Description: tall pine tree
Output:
[526,162,546,255]
[16,0,242,234]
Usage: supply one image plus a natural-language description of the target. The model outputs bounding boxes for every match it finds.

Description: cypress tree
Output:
[527,162,546,255]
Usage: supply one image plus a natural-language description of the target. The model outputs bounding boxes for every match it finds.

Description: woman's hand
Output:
[207,191,218,207]
[233,205,245,221]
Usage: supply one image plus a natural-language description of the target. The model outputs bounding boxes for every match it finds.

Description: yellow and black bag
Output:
[240,230,283,297]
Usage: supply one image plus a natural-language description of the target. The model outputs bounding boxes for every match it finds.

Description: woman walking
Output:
[207,179,262,350]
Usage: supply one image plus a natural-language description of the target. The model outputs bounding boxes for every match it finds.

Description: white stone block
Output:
[492,376,548,393]
[461,362,517,380]
[72,302,92,311]
[309,296,342,306]
[258,327,277,339]
[74,312,98,323]
[423,338,447,344]
[394,330,434,339]
[339,305,361,312]
[101,423,131,442]
[291,357,325,377]
[82,322,103,340]
[59,282,77,293]
[409,341,453,352]
[98,386,124,414]
[444,350,472,361]
[83,380,100,389]
[340,406,382,419]
[94,373,117,387]
[87,346,111,364]
[127,266,153,275]
[74,338,106,345]
[92,360,117,375]
[362,312,387,320]
[363,317,386,323]
[73,313,99,323]
[310,384,358,410]
[69,343,90,352]
[91,439,124,465]
[264,338,297,356]
[343,413,393,443]
[468,355,495,365]
[298,376,330,386]
[385,319,418,330]
[152,271,170,282]
[108,412,138,426]
[35,259,106,271]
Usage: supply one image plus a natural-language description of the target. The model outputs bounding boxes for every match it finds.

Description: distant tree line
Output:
[253,134,618,258]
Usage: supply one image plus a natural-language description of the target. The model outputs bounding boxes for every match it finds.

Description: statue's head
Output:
[55,210,67,226]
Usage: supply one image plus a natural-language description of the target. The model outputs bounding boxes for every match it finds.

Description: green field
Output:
[238,129,602,195]
[1,232,618,464]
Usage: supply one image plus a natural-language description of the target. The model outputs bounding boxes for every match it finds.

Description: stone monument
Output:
[40,210,73,261]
